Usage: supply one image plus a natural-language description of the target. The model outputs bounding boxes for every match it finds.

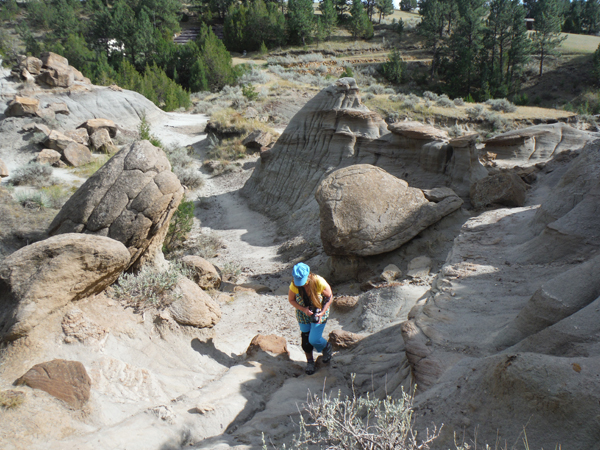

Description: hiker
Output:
[288,262,333,375]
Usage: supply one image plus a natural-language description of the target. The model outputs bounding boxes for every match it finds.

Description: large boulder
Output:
[39,65,75,88]
[15,359,91,409]
[316,164,463,256]
[89,128,113,152]
[63,142,94,167]
[19,56,43,75]
[45,130,76,152]
[36,148,62,165]
[483,123,598,165]
[4,96,40,117]
[168,277,221,328]
[0,234,130,341]
[48,140,184,270]
[40,51,69,68]
[470,172,528,208]
[242,130,274,149]
[64,128,90,147]
[78,118,118,139]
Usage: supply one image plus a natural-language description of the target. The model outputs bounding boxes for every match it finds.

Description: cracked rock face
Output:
[316,164,463,256]
[48,140,184,270]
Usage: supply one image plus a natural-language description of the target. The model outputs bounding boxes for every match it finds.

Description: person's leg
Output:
[299,323,315,374]
[308,322,328,352]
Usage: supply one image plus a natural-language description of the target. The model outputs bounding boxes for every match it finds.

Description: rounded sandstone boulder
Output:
[169,277,221,328]
[0,233,130,341]
[316,164,463,256]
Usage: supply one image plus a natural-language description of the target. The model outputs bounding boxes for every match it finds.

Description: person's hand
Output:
[305,307,313,316]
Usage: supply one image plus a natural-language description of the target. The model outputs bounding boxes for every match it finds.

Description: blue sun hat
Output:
[292,262,310,287]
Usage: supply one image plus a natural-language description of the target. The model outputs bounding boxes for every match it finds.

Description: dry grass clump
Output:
[112,262,191,310]
[0,390,25,410]
[211,108,274,135]
[74,155,110,178]
[290,384,440,450]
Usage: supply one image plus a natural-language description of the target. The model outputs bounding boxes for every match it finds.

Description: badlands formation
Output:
[1,64,600,449]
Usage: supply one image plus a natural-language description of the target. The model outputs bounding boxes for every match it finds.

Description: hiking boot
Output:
[305,361,316,375]
[322,342,333,363]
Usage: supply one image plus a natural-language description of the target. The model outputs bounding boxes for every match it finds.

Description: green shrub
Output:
[260,41,268,55]
[10,163,55,187]
[379,48,404,84]
[513,93,529,106]
[163,200,195,254]
[242,83,259,101]
[139,114,163,148]
[340,66,354,78]
[112,261,190,309]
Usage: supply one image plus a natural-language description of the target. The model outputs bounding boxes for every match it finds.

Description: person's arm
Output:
[288,289,313,317]
[316,283,333,320]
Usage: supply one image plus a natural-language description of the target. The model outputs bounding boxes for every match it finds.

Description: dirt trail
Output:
[154,112,287,282]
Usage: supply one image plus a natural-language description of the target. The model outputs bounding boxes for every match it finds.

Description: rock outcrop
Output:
[316,165,463,256]
[48,140,184,270]
[78,118,118,139]
[242,78,485,241]
[470,172,528,208]
[168,277,221,328]
[483,123,598,165]
[509,140,600,263]
[15,359,91,409]
[4,96,40,117]
[63,142,94,167]
[0,234,129,341]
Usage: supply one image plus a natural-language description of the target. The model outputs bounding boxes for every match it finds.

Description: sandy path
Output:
[153,112,287,282]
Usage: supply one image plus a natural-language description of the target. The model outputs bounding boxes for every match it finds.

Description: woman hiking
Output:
[288,262,333,375]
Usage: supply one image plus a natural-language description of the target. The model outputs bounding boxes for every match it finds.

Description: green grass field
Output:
[559,32,600,54]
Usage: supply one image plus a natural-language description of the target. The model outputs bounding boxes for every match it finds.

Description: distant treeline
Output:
[417,0,569,100]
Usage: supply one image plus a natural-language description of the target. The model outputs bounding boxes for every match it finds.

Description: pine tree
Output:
[319,0,338,39]
[376,0,394,23]
[349,0,373,39]
[400,0,417,11]
[287,0,315,46]
[445,0,487,97]
[418,0,449,77]
[531,0,566,76]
